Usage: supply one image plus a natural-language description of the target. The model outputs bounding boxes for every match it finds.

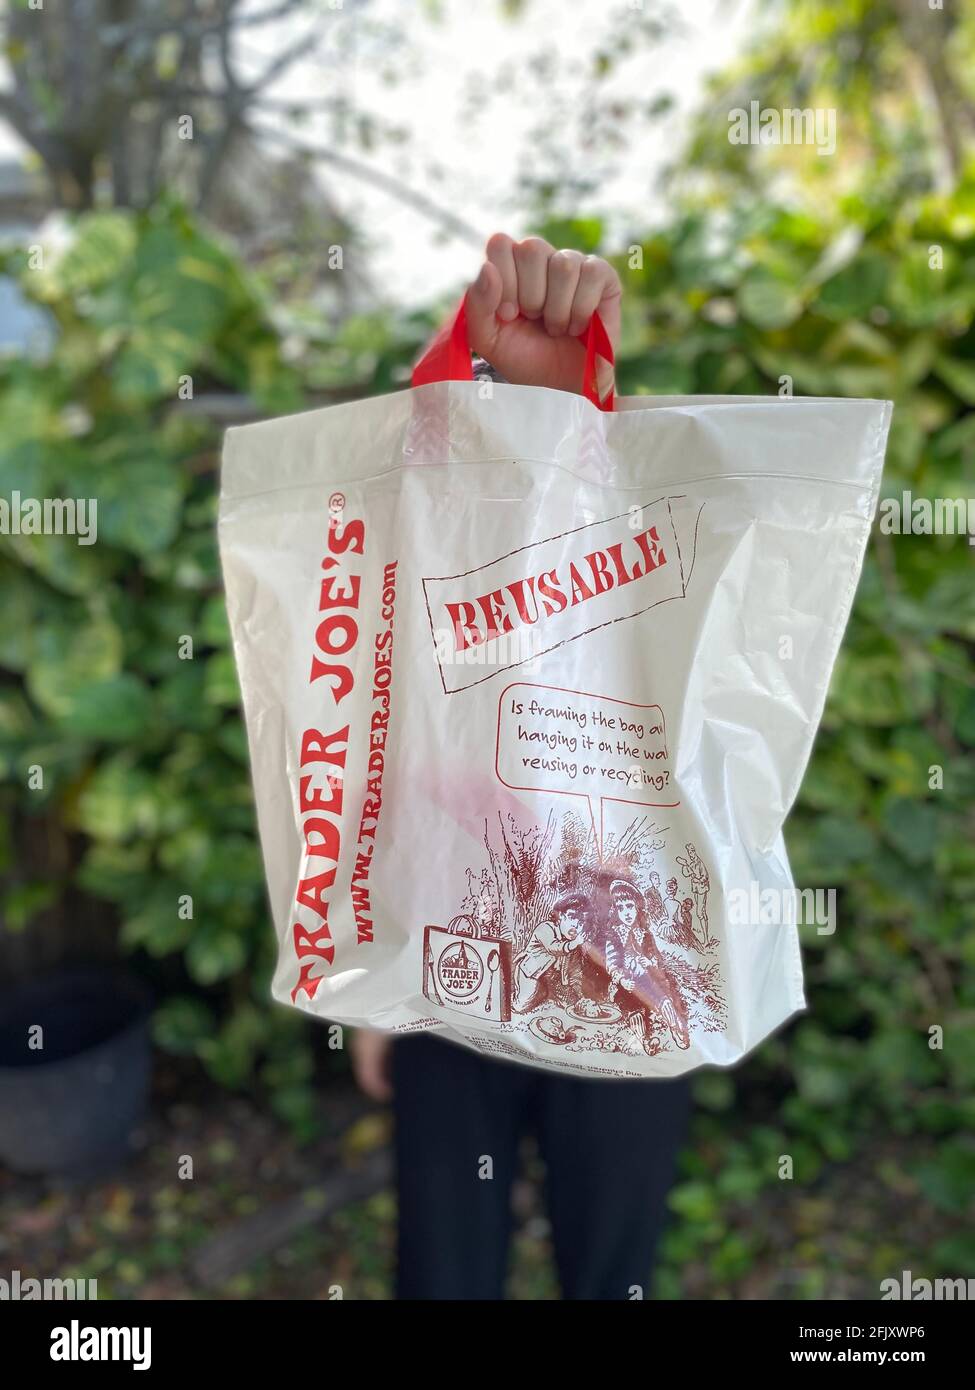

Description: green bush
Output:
[1,176,972,1270]
[0,199,425,1137]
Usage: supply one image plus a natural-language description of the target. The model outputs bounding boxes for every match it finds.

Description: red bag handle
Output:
[412,293,615,411]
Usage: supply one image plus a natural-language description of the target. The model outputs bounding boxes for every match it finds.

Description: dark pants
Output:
[391,1031,692,1300]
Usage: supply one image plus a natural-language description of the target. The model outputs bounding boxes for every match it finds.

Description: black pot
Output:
[0,966,153,1180]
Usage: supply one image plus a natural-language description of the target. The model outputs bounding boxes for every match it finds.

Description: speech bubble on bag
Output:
[496,681,679,853]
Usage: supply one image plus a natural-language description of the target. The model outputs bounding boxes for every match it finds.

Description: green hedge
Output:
[1,182,973,1271]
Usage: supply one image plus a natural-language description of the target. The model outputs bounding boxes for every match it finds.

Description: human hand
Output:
[466,233,621,395]
[349,1028,393,1103]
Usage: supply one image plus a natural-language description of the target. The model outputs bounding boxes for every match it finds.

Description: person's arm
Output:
[350,233,622,1103]
[350,1027,393,1103]
[535,920,572,955]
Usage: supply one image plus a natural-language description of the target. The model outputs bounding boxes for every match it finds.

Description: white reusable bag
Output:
[218,300,891,1078]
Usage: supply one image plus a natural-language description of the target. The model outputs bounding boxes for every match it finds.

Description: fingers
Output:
[568,254,621,343]
[485,232,519,322]
[511,236,554,321]
[544,249,584,337]
[472,234,622,346]
[465,258,504,360]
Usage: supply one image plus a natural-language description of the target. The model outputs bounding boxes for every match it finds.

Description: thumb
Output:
[466,260,504,361]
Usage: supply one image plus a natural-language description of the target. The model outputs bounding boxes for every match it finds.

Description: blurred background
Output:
[0,0,973,1299]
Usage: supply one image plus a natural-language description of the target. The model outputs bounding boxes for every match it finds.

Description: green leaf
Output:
[107,222,243,401]
[120,882,193,956]
[44,212,137,295]
[827,651,936,726]
[153,996,217,1055]
[1,530,106,596]
[201,594,232,647]
[914,1142,975,1215]
[737,267,804,329]
[27,612,124,718]
[0,564,52,670]
[815,253,889,321]
[76,840,152,901]
[2,880,58,932]
[91,448,186,554]
[204,651,241,707]
[880,797,941,866]
[800,750,869,812]
[865,1028,942,1087]
[668,1181,720,1222]
[186,924,249,985]
[156,664,221,733]
[933,355,975,406]
[54,672,153,741]
[888,245,972,327]
[196,1003,266,1087]
[931,1233,975,1271]
[74,755,163,841]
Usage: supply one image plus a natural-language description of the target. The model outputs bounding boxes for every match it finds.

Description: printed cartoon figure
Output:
[572,878,625,1005]
[662,876,681,926]
[658,887,700,961]
[674,897,699,949]
[512,892,587,1013]
[604,879,690,1052]
[644,870,667,927]
[677,843,711,945]
[604,879,647,976]
[444,808,726,1056]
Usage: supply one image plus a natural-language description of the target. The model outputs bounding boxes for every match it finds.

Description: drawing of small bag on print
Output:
[423,921,512,1023]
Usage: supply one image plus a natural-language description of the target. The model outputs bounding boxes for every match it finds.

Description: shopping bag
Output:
[218,297,891,1077]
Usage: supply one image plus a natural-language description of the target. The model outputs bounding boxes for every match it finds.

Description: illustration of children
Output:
[512,892,587,1013]
[604,879,653,973]
[605,880,690,1053]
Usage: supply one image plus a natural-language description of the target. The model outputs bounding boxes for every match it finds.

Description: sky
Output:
[267,0,757,303]
[0,0,757,307]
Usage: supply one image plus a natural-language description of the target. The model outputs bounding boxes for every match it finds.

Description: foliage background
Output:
[1,0,973,1297]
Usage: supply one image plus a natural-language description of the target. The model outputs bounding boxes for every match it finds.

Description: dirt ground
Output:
[0,1056,954,1301]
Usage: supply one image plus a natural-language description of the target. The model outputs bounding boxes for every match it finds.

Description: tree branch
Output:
[99,0,308,45]
[247,120,485,244]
